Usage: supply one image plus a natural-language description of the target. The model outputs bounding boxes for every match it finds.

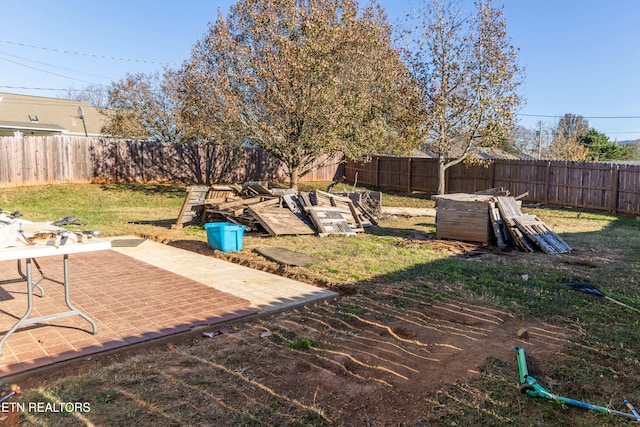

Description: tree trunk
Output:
[437,157,447,195]
[289,168,300,190]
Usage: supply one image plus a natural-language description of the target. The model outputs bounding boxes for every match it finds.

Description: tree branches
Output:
[178,0,420,188]
[402,0,523,194]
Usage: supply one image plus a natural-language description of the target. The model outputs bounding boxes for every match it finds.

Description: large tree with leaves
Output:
[102,71,227,183]
[579,128,637,161]
[403,0,523,194]
[102,72,178,141]
[178,0,421,188]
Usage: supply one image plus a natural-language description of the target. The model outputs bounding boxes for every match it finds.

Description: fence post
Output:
[544,161,551,205]
[490,160,496,189]
[611,164,619,213]
[407,158,412,193]
[375,156,380,187]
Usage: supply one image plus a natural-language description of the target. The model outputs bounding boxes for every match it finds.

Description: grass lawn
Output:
[1,182,640,426]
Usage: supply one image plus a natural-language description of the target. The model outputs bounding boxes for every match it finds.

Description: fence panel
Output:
[4,136,640,215]
[409,157,438,193]
[344,156,640,215]
[344,158,378,186]
[376,157,411,191]
[617,164,640,214]
[446,162,492,193]
[0,137,17,184]
[545,162,614,210]
[0,136,95,186]
[493,160,547,201]
[0,136,343,187]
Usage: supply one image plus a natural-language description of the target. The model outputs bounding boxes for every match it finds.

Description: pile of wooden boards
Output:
[493,196,572,254]
[173,183,381,237]
[435,191,572,254]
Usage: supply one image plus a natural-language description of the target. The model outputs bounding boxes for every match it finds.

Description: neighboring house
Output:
[0,92,107,137]
[413,145,520,160]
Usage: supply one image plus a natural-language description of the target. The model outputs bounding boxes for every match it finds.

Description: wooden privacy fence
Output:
[4,136,639,215]
[345,156,640,215]
[0,136,343,187]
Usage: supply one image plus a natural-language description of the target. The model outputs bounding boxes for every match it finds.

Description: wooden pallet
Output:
[314,190,366,231]
[281,193,317,230]
[306,207,356,236]
[173,186,211,229]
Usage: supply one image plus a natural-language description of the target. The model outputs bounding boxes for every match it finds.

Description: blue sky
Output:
[1,1,639,141]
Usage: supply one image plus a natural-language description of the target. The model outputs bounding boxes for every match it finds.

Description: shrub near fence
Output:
[0,136,343,187]
[345,156,640,215]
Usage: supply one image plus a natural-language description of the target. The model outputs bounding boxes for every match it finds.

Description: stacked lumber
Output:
[495,196,572,254]
[174,184,380,237]
[435,192,572,254]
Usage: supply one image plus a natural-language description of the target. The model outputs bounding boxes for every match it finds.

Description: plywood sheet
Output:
[254,247,322,266]
[247,206,315,236]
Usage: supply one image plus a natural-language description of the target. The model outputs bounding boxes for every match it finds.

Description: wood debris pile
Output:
[434,189,572,254]
[173,183,382,237]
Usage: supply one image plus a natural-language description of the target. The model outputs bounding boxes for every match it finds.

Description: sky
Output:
[1,1,640,142]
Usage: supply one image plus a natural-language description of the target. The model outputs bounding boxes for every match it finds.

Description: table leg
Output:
[0,255,98,357]
[62,255,97,335]
[0,258,37,357]
[16,259,45,297]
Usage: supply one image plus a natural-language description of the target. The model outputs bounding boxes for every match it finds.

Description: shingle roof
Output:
[416,144,520,160]
[0,92,107,136]
[0,120,67,132]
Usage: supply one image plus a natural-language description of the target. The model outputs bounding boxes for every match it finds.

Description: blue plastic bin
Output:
[204,222,245,252]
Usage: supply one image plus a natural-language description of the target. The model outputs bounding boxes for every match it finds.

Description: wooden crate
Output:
[434,194,494,244]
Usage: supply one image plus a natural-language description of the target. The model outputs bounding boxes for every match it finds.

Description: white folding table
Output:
[0,225,111,357]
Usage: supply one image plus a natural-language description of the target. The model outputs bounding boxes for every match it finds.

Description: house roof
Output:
[414,144,520,160]
[0,120,67,133]
[0,92,107,137]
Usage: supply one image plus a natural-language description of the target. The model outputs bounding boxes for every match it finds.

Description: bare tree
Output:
[101,72,181,141]
[59,84,108,108]
[403,0,523,194]
[509,125,537,159]
[178,0,421,189]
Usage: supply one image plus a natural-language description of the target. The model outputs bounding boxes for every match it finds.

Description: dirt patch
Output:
[2,237,574,426]
[255,297,567,425]
[3,291,569,426]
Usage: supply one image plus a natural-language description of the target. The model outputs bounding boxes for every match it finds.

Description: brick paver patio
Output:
[0,249,255,376]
